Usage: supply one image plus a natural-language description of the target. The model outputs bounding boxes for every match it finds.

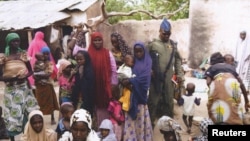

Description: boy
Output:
[178,82,201,134]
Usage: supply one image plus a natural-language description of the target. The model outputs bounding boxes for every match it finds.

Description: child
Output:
[108,85,124,141]
[33,52,50,85]
[56,102,75,139]
[57,58,75,104]
[0,106,9,139]
[224,54,236,66]
[178,82,201,134]
[117,54,135,111]
[98,119,117,141]
[157,115,182,141]
[21,110,57,141]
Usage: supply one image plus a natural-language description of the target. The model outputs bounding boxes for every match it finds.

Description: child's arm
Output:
[177,97,184,106]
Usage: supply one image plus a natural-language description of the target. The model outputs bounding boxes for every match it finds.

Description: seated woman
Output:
[21,109,57,141]
[58,109,100,141]
[205,52,250,125]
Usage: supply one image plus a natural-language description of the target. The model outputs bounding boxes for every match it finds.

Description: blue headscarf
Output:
[129,41,152,120]
[160,18,171,32]
[41,46,51,60]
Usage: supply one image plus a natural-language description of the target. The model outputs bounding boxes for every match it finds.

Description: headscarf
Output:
[5,32,23,56]
[98,119,117,141]
[195,118,214,141]
[21,110,57,141]
[129,41,152,119]
[68,109,100,141]
[111,32,131,58]
[157,115,182,141]
[57,58,71,77]
[88,32,112,108]
[76,30,88,48]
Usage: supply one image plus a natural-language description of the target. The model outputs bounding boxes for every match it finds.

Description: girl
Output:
[57,58,75,104]
[21,110,57,141]
[34,46,59,125]
[97,119,117,141]
[71,50,95,116]
[58,109,100,141]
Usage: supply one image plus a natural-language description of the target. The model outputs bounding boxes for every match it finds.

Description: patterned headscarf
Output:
[57,58,71,77]
[157,115,182,141]
[196,117,214,141]
[5,33,23,56]
[111,32,131,58]
[70,109,92,129]
[76,31,88,48]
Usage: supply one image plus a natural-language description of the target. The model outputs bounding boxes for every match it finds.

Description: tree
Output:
[84,0,189,31]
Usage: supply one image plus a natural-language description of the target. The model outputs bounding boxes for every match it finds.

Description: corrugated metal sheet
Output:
[0,0,97,30]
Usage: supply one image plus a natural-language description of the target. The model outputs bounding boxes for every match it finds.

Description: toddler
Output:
[117,54,135,111]
[55,102,75,139]
[33,52,50,85]
[108,85,124,141]
[178,82,201,134]
[98,119,117,141]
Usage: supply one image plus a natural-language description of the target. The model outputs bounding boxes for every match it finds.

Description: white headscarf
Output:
[59,109,100,141]
[98,119,117,141]
[21,110,57,141]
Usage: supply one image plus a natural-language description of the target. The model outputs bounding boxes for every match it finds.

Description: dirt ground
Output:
[0,76,209,141]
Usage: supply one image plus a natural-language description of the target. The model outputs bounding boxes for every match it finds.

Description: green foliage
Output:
[106,0,189,24]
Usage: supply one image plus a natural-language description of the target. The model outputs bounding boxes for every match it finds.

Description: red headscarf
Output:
[88,32,112,108]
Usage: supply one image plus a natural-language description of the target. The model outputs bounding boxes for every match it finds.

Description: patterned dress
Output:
[4,82,39,136]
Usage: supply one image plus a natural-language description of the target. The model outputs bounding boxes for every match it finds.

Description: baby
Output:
[33,52,50,84]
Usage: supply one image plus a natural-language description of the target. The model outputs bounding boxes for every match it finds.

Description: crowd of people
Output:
[0,18,249,141]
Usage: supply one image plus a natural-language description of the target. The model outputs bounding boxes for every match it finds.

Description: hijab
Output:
[88,32,112,108]
[21,110,57,141]
[98,119,117,141]
[5,33,23,56]
[111,32,131,58]
[129,41,152,119]
[57,58,71,77]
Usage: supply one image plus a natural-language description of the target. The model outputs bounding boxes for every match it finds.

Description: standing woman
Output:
[34,46,59,125]
[71,50,95,116]
[121,42,153,141]
[110,32,132,69]
[27,31,57,88]
[88,32,118,128]
[0,33,40,141]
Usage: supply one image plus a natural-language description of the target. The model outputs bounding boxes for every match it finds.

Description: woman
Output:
[71,50,95,116]
[0,32,40,141]
[110,32,132,69]
[21,110,57,141]
[58,109,100,141]
[34,46,59,125]
[121,42,153,141]
[88,32,118,128]
[205,52,250,124]
[27,31,57,87]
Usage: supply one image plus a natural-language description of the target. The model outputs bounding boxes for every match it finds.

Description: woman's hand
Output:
[245,102,250,112]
